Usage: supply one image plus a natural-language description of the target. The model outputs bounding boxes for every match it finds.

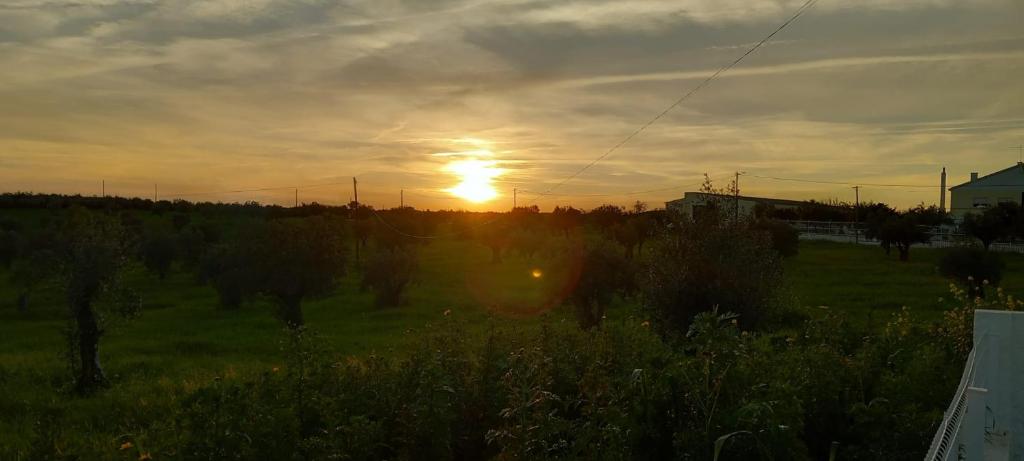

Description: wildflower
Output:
[139,453,152,461]
[120,441,134,451]
[443,309,452,316]
[641,321,650,328]
[271,367,280,373]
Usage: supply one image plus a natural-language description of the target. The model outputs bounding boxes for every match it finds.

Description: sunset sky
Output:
[1,0,1022,210]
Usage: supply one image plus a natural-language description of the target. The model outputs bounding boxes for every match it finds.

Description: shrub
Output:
[361,248,417,307]
[644,215,783,333]
[750,219,799,257]
[938,247,1004,296]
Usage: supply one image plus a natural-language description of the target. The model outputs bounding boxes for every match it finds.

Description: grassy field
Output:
[0,237,1021,457]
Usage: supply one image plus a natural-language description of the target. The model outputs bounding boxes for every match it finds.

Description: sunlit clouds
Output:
[0,0,1020,209]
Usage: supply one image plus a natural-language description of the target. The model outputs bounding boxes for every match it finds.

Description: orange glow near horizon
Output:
[444,158,504,203]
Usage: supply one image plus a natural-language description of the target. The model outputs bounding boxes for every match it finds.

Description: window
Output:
[972,197,991,208]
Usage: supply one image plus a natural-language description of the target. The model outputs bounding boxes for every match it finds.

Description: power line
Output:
[747,174,942,188]
[529,0,819,202]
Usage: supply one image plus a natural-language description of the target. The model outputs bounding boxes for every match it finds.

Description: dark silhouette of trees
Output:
[200,243,255,310]
[361,248,417,308]
[251,217,348,329]
[569,240,635,330]
[863,204,947,261]
[587,204,626,235]
[961,203,1020,250]
[510,228,545,262]
[474,220,511,264]
[550,206,583,238]
[141,231,177,280]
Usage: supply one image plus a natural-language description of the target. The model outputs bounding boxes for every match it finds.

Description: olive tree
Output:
[26,209,141,392]
[251,217,347,329]
[140,230,177,280]
[569,239,635,330]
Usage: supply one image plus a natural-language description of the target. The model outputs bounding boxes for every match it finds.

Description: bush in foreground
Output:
[938,247,1004,297]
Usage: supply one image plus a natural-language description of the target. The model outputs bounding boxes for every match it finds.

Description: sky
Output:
[0,0,1022,210]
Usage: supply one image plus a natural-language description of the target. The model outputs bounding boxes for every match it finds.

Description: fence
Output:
[783,220,1024,254]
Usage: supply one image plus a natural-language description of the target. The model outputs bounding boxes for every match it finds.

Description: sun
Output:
[444,159,504,203]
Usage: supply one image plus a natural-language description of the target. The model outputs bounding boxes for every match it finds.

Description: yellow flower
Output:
[139,452,153,461]
[120,441,134,451]
[641,321,650,328]
[271,367,280,373]
[443,309,452,316]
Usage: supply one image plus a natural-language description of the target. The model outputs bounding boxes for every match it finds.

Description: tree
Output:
[612,221,640,259]
[587,204,626,235]
[199,243,255,310]
[35,209,140,392]
[961,203,1019,250]
[171,213,191,232]
[361,248,417,308]
[569,240,635,330]
[474,221,511,264]
[644,213,783,333]
[140,231,177,280]
[550,206,583,238]
[864,205,945,261]
[352,218,373,263]
[177,225,207,270]
[0,226,21,268]
[510,228,545,262]
[250,217,348,329]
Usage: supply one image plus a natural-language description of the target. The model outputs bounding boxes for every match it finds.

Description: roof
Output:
[949,163,1024,191]
[666,192,831,208]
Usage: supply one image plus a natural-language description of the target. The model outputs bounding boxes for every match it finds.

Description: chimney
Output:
[970,172,979,182]
[940,167,947,211]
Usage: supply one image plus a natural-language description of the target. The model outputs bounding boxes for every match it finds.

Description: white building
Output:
[665,192,806,219]
[949,163,1024,219]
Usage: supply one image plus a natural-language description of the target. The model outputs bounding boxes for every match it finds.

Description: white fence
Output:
[783,220,1024,254]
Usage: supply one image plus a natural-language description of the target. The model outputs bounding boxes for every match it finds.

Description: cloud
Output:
[0,0,1021,209]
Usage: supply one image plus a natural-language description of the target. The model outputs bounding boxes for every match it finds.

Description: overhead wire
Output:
[527,0,820,203]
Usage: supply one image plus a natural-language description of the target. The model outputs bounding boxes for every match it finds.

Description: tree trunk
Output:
[898,245,910,262]
[16,292,28,313]
[280,297,304,330]
[75,300,106,392]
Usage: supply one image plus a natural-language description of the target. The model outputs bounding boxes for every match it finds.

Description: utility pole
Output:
[513,187,517,209]
[852,186,861,244]
[294,188,298,208]
[400,189,404,208]
[734,171,741,222]
[352,177,359,204]
[154,184,158,202]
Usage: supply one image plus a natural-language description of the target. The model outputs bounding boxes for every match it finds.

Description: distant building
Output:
[665,192,805,219]
[949,163,1024,219]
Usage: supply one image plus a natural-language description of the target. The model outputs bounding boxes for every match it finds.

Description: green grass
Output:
[785,241,1024,326]
[0,237,1022,458]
